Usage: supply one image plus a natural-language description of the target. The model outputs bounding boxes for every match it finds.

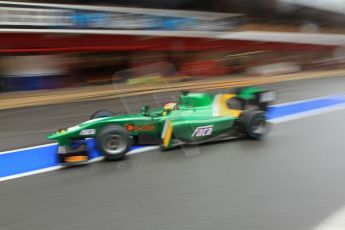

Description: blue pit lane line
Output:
[0,141,143,179]
[2,93,345,180]
[267,94,345,120]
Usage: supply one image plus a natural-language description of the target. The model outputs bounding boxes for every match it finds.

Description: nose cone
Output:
[46,129,67,140]
[47,133,57,140]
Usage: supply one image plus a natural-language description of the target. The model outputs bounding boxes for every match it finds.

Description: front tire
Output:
[240,111,267,139]
[90,110,115,120]
[96,125,131,160]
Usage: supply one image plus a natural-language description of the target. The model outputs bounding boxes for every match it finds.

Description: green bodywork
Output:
[47,87,266,150]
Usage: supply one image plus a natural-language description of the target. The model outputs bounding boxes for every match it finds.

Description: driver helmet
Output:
[162,102,178,116]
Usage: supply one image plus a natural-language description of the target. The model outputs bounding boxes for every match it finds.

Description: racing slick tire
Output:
[240,111,267,139]
[96,125,132,161]
[90,110,115,120]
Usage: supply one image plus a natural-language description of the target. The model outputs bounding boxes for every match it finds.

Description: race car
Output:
[47,87,275,165]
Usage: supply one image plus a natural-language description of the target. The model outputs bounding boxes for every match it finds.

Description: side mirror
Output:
[141,105,150,116]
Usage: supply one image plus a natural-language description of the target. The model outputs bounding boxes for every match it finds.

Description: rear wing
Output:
[236,87,275,112]
[252,90,276,111]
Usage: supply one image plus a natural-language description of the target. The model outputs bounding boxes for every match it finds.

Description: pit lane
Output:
[2,75,345,230]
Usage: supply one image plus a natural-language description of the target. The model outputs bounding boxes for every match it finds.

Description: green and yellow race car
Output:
[47,87,275,165]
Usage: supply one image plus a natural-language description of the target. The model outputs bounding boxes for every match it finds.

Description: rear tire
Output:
[240,111,267,139]
[96,125,131,161]
[90,110,115,120]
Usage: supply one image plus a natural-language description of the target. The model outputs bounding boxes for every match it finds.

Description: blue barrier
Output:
[2,93,345,180]
[2,75,66,91]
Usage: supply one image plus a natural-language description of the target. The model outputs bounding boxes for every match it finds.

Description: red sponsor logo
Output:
[126,124,155,132]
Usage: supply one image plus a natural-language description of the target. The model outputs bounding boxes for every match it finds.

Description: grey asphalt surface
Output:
[2,75,345,151]
[2,108,345,230]
[2,75,345,230]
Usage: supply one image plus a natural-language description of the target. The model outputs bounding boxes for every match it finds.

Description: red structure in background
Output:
[0,31,339,91]
[0,32,334,54]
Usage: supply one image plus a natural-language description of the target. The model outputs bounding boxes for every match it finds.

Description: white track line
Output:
[0,146,159,182]
[0,143,57,155]
[0,166,62,182]
[314,206,345,230]
[127,146,159,155]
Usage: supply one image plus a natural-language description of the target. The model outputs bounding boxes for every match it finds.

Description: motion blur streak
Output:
[1,1,345,229]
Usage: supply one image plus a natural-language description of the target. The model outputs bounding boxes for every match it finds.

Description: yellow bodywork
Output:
[217,94,242,118]
[163,120,173,148]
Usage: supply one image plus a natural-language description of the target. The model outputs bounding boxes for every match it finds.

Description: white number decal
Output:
[192,125,213,137]
[80,129,96,135]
